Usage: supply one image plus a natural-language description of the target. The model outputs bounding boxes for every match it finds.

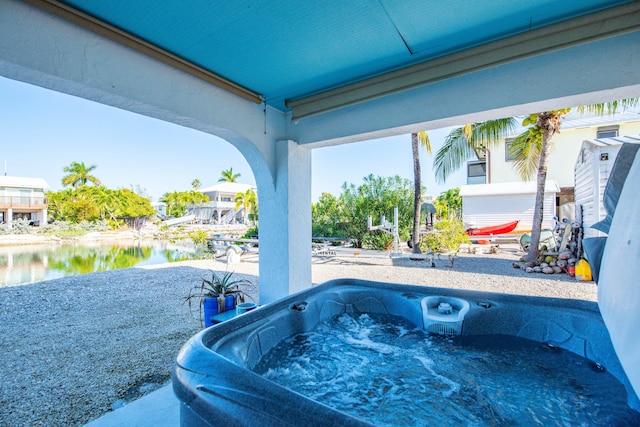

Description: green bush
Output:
[243,226,258,238]
[312,175,416,250]
[0,218,32,234]
[47,186,154,224]
[434,188,462,220]
[362,231,394,251]
[420,219,470,254]
[0,219,110,236]
[188,229,209,247]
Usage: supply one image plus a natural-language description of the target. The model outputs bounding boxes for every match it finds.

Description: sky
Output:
[1,76,467,202]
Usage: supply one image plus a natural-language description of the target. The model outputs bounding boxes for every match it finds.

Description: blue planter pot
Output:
[203,296,235,327]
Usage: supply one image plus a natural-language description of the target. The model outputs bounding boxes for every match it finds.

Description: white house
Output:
[198,182,256,224]
[574,135,640,239]
[462,111,640,222]
[0,176,49,228]
[150,202,167,219]
[460,180,560,233]
[480,111,640,187]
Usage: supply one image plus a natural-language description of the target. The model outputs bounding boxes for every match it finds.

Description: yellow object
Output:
[575,259,592,281]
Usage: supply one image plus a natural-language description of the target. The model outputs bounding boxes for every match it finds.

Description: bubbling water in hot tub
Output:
[174,280,640,426]
[253,312,640,427]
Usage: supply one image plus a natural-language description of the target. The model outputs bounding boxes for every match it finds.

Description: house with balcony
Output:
[459,111,640,230]
[0,176,49,228]
[196,182,255,224]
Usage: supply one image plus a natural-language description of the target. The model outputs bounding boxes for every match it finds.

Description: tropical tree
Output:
[235,188,258,224]
[433,99,638,262]
[434,188,462,220]
[191,179,201,190]
[433,119,518,184]
[116,188,156,219]
[312,192,341,237]
[339,174,414,249]
[130,185,150,200]
[218,168,241,183]
[46,186,154,225]
[160,190,209,218]
[61,161,101,188]
[410,131,432,254]
[310,175,415,250]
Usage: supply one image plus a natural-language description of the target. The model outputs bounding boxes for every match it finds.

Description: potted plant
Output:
[185,270,253,327]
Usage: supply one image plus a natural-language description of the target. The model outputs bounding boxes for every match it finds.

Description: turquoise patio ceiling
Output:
[59,0,633,111]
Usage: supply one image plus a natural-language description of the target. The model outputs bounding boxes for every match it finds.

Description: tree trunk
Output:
[524,114,559,262]
[411,133,422,254]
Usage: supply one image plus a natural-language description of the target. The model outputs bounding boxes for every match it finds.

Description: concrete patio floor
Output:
[83,384,179,427]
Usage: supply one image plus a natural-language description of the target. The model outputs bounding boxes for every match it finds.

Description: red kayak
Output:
[466,220,519,236]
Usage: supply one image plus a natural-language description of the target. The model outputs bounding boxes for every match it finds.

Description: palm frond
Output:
[509,130,542,180]
[433,128,476,184]
[470,118,519,148]
[576,98,640,115]
[415,130,432,155]
[433,118,517,184]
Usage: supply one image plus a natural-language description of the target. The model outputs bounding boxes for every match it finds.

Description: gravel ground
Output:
[0,245,597,427]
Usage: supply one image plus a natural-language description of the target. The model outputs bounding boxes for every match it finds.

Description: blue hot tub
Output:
[173,279,640,426]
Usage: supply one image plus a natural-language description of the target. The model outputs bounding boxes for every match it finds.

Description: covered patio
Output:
[2,0,638,303]
[2,1,640,424]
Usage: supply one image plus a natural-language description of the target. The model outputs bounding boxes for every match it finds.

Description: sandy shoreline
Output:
[0,225,250,247]
[0,246,597,426]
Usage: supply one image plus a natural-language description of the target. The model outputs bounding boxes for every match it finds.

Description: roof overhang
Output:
[460,180,560,197]
[286,3,640,120]
[21,1,640,122]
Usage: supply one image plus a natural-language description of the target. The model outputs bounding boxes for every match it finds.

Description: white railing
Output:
[0,196,48,208]
[219,208,243,224]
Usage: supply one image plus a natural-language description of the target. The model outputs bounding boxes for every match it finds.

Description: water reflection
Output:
[0,240,204,287]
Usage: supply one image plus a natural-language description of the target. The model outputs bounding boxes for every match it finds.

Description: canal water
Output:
[0,240,205,287]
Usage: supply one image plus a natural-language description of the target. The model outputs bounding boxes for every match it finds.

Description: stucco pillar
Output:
[257,140,312,304]
[6,207,12,229]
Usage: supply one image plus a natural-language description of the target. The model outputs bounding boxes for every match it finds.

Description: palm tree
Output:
[218,168,241,183]
[191,178,201,190]
[159,191,183,217]
[434,100,638,262]
[61,161,101,188]
[433,119,518,184]
[235,188,258,224]
[410,131,432,254]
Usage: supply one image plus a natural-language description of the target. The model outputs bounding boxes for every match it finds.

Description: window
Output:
[597,125,619,138]
[505,138,517,161]
[19,189,31,204]
[467,161,486,184]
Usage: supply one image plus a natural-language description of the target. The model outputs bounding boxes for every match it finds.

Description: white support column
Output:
[7,207,12,230]
[257,140,312,304]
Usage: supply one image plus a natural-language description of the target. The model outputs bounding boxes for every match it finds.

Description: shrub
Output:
[243,226,258,239]
[188,229,209,247]
[312,175,416,250]
[420,219,470,255]
[0,218,32,234]
[362,231,394,251]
